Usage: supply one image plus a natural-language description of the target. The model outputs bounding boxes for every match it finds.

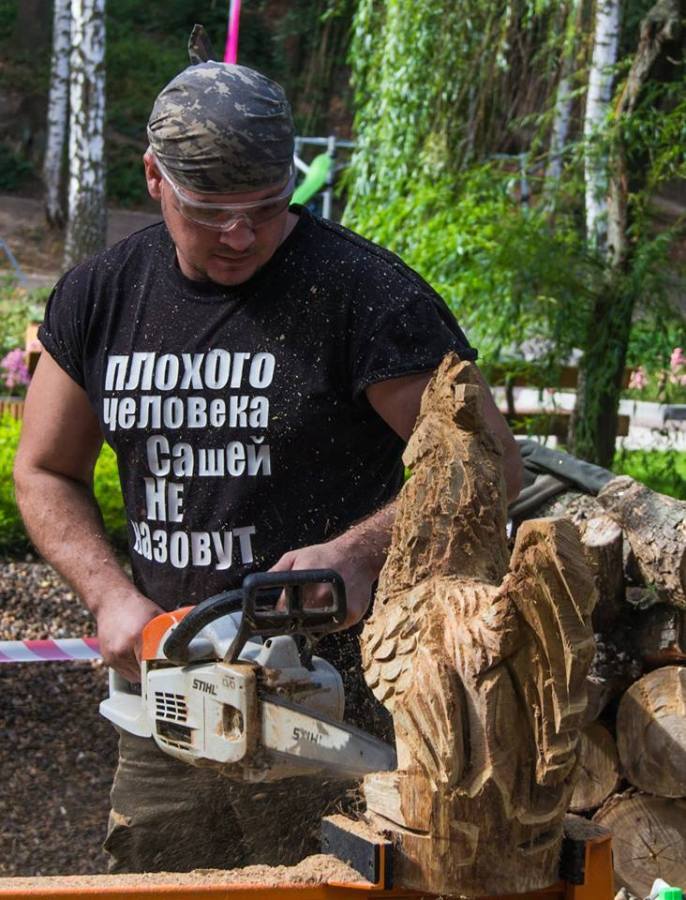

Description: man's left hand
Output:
[269,535,378,629]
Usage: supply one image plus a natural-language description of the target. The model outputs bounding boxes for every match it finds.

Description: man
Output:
[14,61,521,872]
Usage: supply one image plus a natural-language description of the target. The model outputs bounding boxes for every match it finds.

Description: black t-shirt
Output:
[40,206,477,610]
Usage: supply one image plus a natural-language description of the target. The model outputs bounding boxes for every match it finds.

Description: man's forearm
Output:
[333,500,397,579]
[270,500,398,626]
[14,464,164,681]
[14,465,133,614]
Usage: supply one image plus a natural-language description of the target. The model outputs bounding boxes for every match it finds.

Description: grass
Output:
[612,448,686,500]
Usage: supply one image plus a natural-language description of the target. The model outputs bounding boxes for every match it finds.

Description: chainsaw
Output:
[100,569,397,782]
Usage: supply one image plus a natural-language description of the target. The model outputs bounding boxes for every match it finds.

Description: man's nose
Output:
[218,216,256,252]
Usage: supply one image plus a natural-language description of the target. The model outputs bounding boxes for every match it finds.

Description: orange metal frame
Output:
[0,831,614,900]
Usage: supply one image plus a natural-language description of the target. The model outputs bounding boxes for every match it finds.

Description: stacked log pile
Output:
[535,477,686,898]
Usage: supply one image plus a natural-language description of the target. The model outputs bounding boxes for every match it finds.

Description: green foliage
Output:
[613,448,686,500]
[93,442,128,552]
[346,164,592,366]
[346,0,565,212]
[627,302,685,371]
[0,417,128,555]
[0,415,29,553]
[0,277,36,358]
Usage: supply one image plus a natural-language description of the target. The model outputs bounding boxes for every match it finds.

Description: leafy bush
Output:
[0,417,128,555]
[612,448,686,500]
[94,442,128,551]
[344,165,593,367]
[0,416,30,553]
[0,277,38,358]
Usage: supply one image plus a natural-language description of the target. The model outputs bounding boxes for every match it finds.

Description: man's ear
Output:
[143,151,162,201]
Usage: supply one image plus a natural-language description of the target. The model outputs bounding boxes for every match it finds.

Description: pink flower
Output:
[628,366,647,390]
[670,347,686,371]
[1,348,31,392]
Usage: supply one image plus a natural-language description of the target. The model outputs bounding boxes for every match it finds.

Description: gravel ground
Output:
[0,559,118,877]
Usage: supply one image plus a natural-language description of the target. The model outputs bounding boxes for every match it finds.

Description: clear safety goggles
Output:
[154,154,296,231]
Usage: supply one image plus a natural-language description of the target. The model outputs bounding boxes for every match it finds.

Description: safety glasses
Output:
[153,154,296,231]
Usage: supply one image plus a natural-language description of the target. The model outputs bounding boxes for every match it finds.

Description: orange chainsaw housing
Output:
[141,607,193,662]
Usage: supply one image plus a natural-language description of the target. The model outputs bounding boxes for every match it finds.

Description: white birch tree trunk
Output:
[63,0,107,270]
[583,0,621,252]
[43,0,71,229]
[544,0,580,203]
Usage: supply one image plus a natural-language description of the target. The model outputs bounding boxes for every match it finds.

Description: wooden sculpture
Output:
[359,355,596,896]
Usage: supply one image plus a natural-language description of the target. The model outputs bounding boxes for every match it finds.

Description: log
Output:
[616,666,686,798]
[358,355,596,897]
[594,792,686,898]
[536,489,604,526]
[569,723,620,812]
[584,635,642,725]
[631,605,686,666]
[598,476,686,608]
[582,515,625,629]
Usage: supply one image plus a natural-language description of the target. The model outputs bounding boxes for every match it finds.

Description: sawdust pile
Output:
[0,854,362,889]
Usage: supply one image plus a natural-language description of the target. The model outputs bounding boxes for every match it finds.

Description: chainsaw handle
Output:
[227,569,347,664]
[162,589,244,664]
[161,570,346,666]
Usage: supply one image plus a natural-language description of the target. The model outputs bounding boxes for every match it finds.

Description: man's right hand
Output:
[94,589,165,682]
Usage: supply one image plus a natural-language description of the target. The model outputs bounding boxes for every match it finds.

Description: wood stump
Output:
[569,723,620,813]
[357,356,597,897]
[594,792,686,897]
[598,476,686,608]
[616,666,686,798]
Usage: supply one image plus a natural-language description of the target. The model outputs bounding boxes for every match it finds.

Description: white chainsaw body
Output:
[100,608,394,782]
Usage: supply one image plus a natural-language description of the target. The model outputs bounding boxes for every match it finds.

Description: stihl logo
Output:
[293,726,323,745]
[192,678,216,696]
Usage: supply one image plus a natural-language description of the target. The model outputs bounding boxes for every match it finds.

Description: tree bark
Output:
[63,0,107,270]
[598,476,686,608]
[355,355,596,896]
[616,666,686,798]
[581,514,625,629]
[594,792,686,897]
[571,0,682,466]
[583,0,621,252]
[632,604,686,666]
[43,0,71,229]
[544,0,582,204]
[569,722,620,812]
[568,284,634,468]
[584,633,641,725]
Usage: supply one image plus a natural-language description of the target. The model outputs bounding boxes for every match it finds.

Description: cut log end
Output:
[616,666,686,798]
[569,723,620,812]
[594,792,686,898]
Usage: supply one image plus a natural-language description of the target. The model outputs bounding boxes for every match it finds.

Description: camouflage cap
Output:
[147,61,294,193]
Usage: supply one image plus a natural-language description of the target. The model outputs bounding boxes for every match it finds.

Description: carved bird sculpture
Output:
[360,354,596,896]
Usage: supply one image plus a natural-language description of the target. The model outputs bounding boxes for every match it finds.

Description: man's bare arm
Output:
[13,351,162,680]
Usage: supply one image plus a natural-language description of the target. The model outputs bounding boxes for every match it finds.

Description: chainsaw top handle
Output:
[162,569,346,666]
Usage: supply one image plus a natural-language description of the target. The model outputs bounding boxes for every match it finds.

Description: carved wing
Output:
[498,517,596,787]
